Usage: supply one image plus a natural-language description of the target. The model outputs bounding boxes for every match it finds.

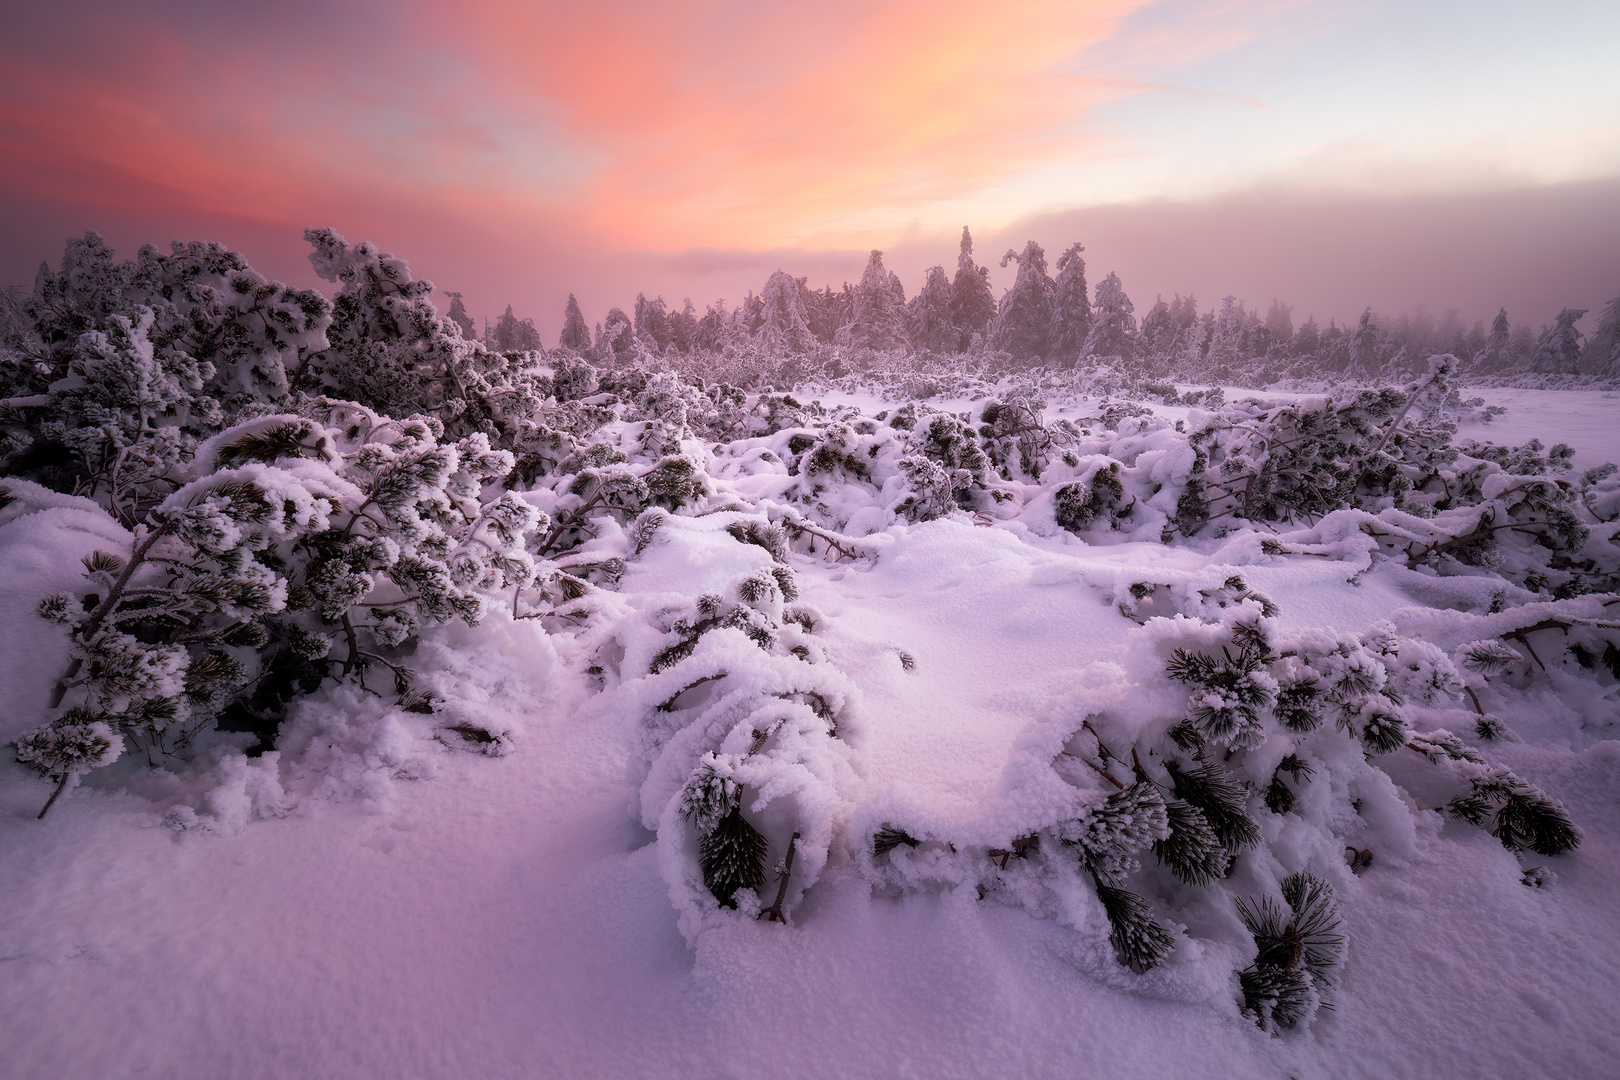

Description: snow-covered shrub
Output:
[10,404,547,812]
[851,586,1583,1029]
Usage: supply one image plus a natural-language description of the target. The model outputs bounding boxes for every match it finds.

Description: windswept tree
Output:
[1206,297,1246,370]
[757,270,817,355]
[558,294,592,353]
[991,241,1054,361]
[949,226,995,351]
[1048,242,1093,364]
[444,292,476,339]
[1475,308,1512,370]
[907,266,957,354]
[489,305,542,352]
[668,298,698,354]
[634,293,671,353]
[303,227,493,421]
[1583,292,1620,377]
[598,306,635,365]
[1347,308,1382,378]
[1532,308,1587,374]
[1083,271,1138,361]
[1264,300,1293,353]
[842,250,907,352]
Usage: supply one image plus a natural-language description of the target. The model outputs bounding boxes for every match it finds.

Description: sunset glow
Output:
[2,0,1618,330]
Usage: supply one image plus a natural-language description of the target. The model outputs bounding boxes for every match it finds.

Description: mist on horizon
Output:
[2,0,1617,344]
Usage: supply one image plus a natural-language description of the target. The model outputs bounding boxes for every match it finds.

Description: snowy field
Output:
[4,373,1619,1080]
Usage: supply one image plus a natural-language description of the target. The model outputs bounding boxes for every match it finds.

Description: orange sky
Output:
[2,0,1617,335]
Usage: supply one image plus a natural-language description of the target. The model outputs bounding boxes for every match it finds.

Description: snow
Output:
[4,388,1620,1079]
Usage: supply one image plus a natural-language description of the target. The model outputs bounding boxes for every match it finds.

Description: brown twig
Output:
[37,773,72,819]
[758,831,801,923]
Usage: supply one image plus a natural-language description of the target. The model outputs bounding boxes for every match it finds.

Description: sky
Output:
[2,0,1618,338]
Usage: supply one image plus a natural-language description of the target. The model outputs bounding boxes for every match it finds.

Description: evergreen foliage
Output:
[1152,799,1230,884]
[1049,242,1092,363]
[843,251,907,352]
[907,266,958,355]
[948,227,995,352]
[1083,272,1137,361]
[1094,882,1178,974]
[1236,873,1343,1030]
[991,241,1054,361]
[3,224,1607,1020]
[558,294,592,353]
[1168,762,1261,855]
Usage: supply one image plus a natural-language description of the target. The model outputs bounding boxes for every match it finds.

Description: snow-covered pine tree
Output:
[13,233,332,410]
[1,306,216,522]
[303,228,513,428]
[558,294,592,353]
[1082,272,1138,362]
[22,232,133,365]
[667,298,698,354]
[991,241,1054,362]
[1531,308,1587,374]
[949,226,995,352]
[1581,293,1620,377]
[1347,308,1383,380]
[1264,300,1294,355]
[444,292,476,339]
[1206,296,1245,372]
[599,307,636,366]
[14,402,547,810]
[1048,242,1092,365]
[907,266,957,354]
[842,251,907,352]
[633,294,671,354]
[490,305,542,352]
[756,271,817,355]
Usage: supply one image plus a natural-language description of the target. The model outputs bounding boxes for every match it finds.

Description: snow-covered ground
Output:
[3,388,1619,1080]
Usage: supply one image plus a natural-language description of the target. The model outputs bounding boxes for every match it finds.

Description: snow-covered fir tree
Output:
[991,241,1054,361]
[558,293,592,353]
[756,271,817,355]
[842,251,907,352]
[1048,242,1092,365]
[907,265,957,354]
[1532,308,1587,374]
[1583,293,1620,377]
[1083,271,1138,361]
[948,226,995,352]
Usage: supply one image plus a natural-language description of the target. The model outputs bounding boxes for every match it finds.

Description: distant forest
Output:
[473,228,1620,387]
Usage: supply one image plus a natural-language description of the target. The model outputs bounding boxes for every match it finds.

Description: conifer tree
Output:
[667,298,698,354]
[949,227,995,352]
[598,307,635,365]
[1532,308,1587,374]
[842,251,907,352]
[558,294,592,353]
[991,241,1054,361]
[1581,293,1620,377]
[1082,272,1138,361]
[907,266,957,354]
[444,292,476,339]
[490,305,542,352]
[1206,296,1245,371]
[303,228,506,425]
[1048,242,1092,364]
[1264,300,1294,353]
[634,293,671,353]
[756,271,817,355]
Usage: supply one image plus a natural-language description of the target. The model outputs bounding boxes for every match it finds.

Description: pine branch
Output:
[49,513,175,708]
